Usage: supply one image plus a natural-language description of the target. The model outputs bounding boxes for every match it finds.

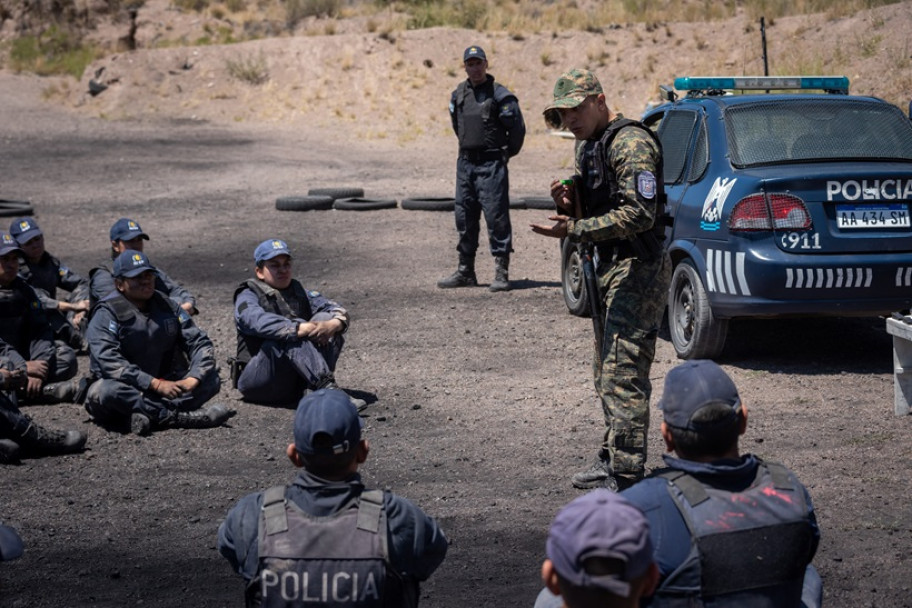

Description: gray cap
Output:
[658,360,742,430]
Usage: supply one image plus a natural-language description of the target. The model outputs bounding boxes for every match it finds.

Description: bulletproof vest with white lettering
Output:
[234,279,313,364]
[650,461,815,608]
[0,278,43,353]
[250,487,402,608]
[455,78,509,151]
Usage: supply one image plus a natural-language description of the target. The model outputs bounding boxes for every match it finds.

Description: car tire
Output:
[307,187,365,200]
[400,197,456,212]
[522,196,556,210]
[561,239,591,317]
[0,199,34,217]
[275,195,334,211]
[333,197,398,211]
[668,259,728,360]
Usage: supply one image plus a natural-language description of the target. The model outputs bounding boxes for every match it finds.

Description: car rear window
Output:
[725,99,912,167]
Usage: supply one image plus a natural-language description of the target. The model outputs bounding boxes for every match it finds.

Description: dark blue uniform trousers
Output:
[454,157,512,258]
[85,372,221,425]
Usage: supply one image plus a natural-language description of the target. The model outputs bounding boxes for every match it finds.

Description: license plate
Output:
[836,204,910,229]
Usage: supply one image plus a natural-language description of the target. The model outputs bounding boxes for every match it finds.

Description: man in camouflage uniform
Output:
[531,68,671,490]
[438,45,525,292]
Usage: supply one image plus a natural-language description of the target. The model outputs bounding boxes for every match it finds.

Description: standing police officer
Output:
[531,69,671,490]
[438,45,525,292]
[84,250,231,435]
[218,388,448,607]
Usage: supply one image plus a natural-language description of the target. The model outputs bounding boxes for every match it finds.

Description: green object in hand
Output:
[560,178,574,186]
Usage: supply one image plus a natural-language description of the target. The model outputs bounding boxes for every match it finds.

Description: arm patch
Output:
[637,171,657,199]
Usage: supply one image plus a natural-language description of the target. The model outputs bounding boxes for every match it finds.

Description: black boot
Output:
[0,439,21,464]
[437,255,477,288]
[169,403,235,429]
[17,419,86,456]
[489,255,511,292]
[40,378,85,404]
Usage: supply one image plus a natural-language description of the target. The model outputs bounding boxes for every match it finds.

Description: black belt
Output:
[459,149,505,162]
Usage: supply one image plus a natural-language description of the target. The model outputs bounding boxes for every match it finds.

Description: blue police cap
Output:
[112,250,157,278]
[9,218,42,245]
[109,218,149,242]
[294,389,363,456]
[463,45,486,62]
[254,239,292,264]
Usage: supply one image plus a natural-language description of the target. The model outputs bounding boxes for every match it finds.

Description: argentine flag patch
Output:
[108,319,118,334]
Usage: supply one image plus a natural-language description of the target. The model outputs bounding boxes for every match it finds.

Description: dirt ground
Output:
[1,62,911,608]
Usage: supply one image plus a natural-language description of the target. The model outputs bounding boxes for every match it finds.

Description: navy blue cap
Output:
[9,218,42,245]
[0,524,23,561]
[294,389,363,456]
[0,231,23,256]
[463,45,486,62]
[254,239,292,264]
[658,360,742,430]
[546,489,653,598]
[112,250,157,278]
[109,218,149,242]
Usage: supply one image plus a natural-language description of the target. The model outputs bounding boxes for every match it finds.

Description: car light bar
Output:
[674,76,849,93]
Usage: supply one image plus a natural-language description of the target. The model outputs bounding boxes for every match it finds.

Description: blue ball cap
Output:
[294,389,363,456]
[463,45,486,62]
[0,524,23,561]
[9,218,42,245]
[658,360,742,430]
[0,231,23,257]
[254,238,292,264]
[109,218,149,242]
[112,250,157,278]
[546,489,653,598]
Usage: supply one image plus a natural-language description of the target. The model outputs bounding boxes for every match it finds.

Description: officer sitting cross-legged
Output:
[84,250,233,435]
[218,388,449,608]
[233,239,365,410]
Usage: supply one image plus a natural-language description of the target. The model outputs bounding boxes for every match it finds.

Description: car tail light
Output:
[729,193,811,231]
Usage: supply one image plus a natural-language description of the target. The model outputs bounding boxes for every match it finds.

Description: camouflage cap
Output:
[542,68,604,129]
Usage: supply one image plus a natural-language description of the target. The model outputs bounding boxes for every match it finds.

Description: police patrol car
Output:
[564,76,912,359]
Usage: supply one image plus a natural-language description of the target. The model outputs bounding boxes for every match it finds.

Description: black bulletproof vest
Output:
[19,253,62,299]
[651,461,815,608]
[580,118,665,220]
[234,279,313,364]
[454,78,509,151]
[0,278,42,353]
[249,487,411,608]
[96,291,186,378]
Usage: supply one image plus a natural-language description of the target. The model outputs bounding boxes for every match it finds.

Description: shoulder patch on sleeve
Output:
[107,319,118,334]
[307,290,321,298]
[178,309,191,323]
[637,171,657,199]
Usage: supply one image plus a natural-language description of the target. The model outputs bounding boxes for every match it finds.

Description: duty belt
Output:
[459,149,505,162]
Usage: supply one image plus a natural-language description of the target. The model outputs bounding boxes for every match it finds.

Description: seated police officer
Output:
[84,250,232,435]
[11,217,90,353]
[0,231,79,404]
[218,388,448,607]
[89,217,197,314]
[535,359,822,608]
[0,339,86,464]
[233,239,364,409]
[537,490,659,608]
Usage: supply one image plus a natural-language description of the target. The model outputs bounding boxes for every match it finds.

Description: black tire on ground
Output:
[275,195,334,211]
[521,196,557,210]
[667,259,729,359]
[561,239,591,317]
[400,197,456,212]
[0,199,34,217]
[508,198,527,210]
[307,187,365,200]
[333,197,398,211]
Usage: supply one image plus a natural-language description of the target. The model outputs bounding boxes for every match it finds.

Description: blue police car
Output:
[562,76,912,359]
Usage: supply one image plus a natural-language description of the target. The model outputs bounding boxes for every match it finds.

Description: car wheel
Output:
[561,239,591,317]
[400,197,455,211]
[668,259,728,360]
[307,187,365,200]
[0,199,34,217]
[333,197,398,211]
[275,195,334,211]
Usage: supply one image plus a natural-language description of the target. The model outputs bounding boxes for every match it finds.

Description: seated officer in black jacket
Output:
[84,250,232,435]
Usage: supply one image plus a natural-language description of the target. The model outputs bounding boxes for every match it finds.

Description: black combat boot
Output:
[0,439,21,464]
[489,255,511,292]
[169,403,235,429]
[17,419,87,456]
[437,255,478,288]
[316,380,369,412]
[571,457,618,491]
[40,378,86,404]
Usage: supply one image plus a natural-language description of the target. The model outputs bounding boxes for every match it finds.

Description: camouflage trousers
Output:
[592,251,671,478]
